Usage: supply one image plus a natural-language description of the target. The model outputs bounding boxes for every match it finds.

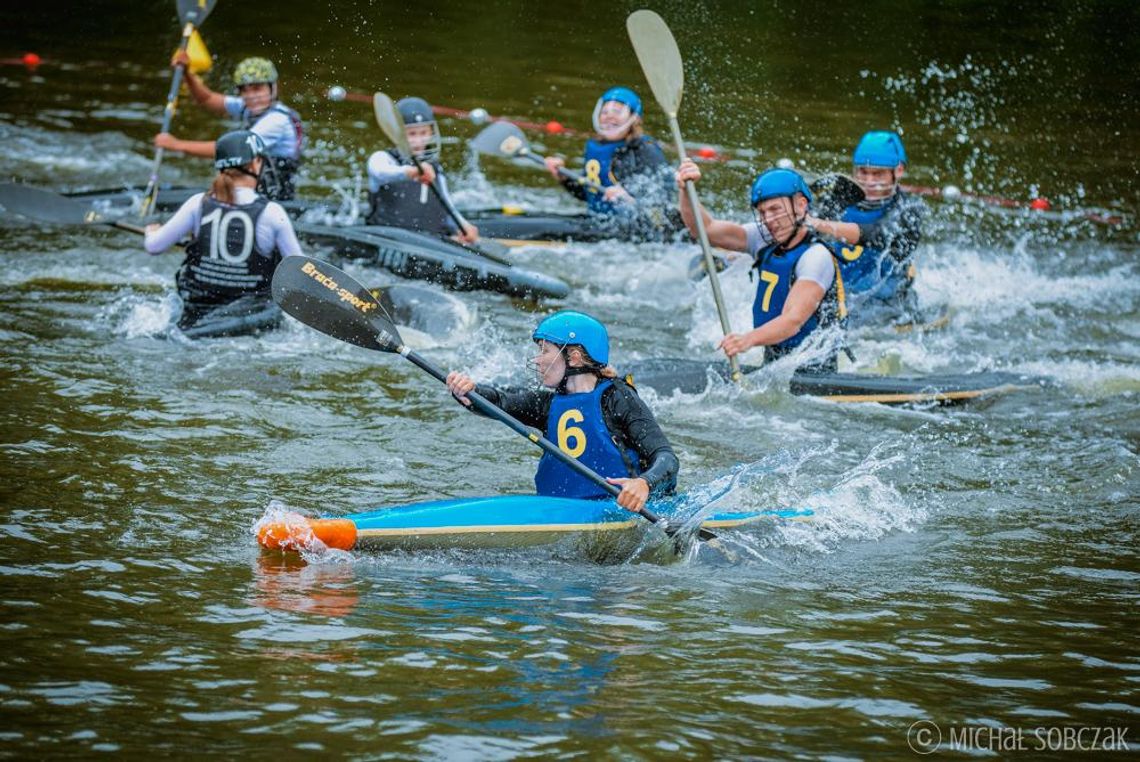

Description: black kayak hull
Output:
[65,187,570,300]
[67,186,680,244]
[623,358,1048,405]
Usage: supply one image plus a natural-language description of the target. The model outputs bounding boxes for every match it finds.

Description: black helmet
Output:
[395,97,441,160]
[214,130,265,170]
[396,97,435,126]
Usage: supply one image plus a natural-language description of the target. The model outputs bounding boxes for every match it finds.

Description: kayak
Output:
[623,358,1048,405]
[64,186,571,300]
[256,495,813,552]
[178,295,282,339]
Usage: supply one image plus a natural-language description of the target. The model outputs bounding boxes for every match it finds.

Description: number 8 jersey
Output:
[534,379,640,499]
[177,195,282,304]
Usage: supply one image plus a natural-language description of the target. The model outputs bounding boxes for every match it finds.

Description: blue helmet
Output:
[532,310,610,365]
[750,168,813,207]
[853,130,908,168]
[599,86,642,116]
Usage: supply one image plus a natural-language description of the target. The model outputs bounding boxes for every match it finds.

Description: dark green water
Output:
[1,1,1138,758]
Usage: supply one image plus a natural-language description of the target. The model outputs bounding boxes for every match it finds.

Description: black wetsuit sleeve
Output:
[602,381,679,494]
[467,384,552,430]
[856,192,927,263]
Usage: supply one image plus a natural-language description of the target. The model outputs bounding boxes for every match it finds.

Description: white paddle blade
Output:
[373,92,412,157]
[626,9,684,116]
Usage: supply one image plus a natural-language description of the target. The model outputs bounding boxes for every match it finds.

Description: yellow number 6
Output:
[557,409,587,458]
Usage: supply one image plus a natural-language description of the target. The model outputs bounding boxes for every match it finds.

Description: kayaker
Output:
[144,130,303,336]
[676,164,845,371]
[365,96,479,243]
[804,130,927,322]
[445,311,679,514]
[543,87,680,239]
[153,55,304,200]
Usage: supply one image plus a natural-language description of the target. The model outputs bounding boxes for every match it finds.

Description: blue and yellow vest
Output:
[582,139,624,214]
[752,234,842,358]
[835,200,909,300]
[534,380,639,499]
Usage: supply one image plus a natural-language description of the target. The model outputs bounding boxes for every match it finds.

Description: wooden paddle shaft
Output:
[667,116,742,382]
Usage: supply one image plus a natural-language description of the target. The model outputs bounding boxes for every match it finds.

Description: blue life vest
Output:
[534,380,639,499]
[582,139,623,214]
[752,235,839,357]
[836,199,908,300]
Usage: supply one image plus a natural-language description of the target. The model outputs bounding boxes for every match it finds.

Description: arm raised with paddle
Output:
[139,0,218,217]
[271,255,716,545]
[627,9,741,382]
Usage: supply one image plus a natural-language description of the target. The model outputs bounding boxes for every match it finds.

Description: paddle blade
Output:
[810,173,866,217]
[470,121,528,158]
[627,10,684,116]
[185,29,211,73]
[271,255,404,352]
[373,92,412,158]
[0,183,104,225]
[177,0,217,26]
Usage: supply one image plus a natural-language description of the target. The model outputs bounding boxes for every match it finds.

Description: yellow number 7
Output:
[760,271,780,312]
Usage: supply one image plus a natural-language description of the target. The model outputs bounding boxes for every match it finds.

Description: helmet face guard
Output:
[592,87,642,141]
[396,97,442,161]
[750,168,813,248]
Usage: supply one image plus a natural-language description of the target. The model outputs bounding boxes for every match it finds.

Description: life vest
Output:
[366,150,452,234]
[534,379,639,499]
[177,195,280,305]
[582,138,623,214]
[242,103,304,201]
[752,233,844,362]
[836,198,910,299]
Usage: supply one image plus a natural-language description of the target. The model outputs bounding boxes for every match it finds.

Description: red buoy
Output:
[1030,197,1051,211]
[545,120,564,134]
[22,52,42,68]
[696,146,718,159]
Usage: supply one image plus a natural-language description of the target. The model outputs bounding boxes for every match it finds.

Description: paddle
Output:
[807,172,866,218]
[139,0,219,218]
[627,10,741,383]
[272,254,715,544]
[0,182,177,241]
[471,122,601,192]
[371,92,514,267]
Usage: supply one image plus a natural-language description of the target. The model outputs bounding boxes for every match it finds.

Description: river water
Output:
[1,0,1138,758]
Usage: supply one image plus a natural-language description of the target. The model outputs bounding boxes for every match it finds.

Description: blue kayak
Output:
[257,495,813,552]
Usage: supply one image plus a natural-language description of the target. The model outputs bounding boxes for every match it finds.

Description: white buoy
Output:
[327,85,347,102]
[776,157,794,169]
[468,107,490,125]
[942,184,961,200]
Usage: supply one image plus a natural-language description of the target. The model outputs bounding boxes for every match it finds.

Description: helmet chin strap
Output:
[758,198,807,250]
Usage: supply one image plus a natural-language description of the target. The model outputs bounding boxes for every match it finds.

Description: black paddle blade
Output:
[0,183,104,225]
[271,256,403,352]
[177,0,217,26]
[810,173,866,216]
[470,121,528,158]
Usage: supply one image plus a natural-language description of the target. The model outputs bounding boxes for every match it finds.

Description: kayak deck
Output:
[623,358,1048,405]
[257,495,813,552]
